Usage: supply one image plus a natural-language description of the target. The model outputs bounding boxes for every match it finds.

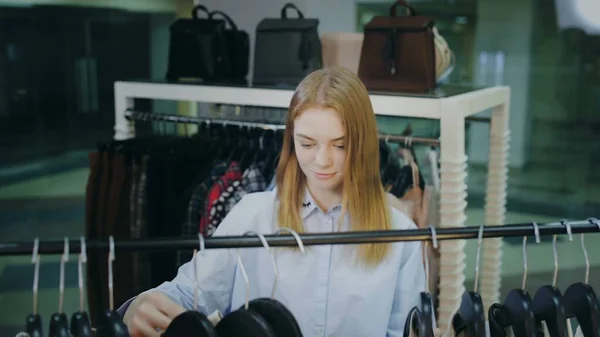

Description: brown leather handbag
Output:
[358,0,437,92]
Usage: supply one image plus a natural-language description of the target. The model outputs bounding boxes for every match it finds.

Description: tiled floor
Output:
[0,153,598,333]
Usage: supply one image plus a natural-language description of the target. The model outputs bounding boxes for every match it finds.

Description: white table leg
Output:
[436,99,469,330]
[480,95,511,313]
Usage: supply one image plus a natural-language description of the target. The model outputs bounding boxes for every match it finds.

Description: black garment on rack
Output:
[86,148,134,327]
[85,135,215,324]
[144,137,218,287]
[85,124,280,317]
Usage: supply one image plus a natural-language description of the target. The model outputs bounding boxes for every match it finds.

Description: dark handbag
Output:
[358,0,436,92]
[209,10,250,83]
[166,5,232,82]
[253,2,322,87]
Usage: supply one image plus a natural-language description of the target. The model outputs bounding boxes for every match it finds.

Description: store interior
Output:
[0,0,599,335]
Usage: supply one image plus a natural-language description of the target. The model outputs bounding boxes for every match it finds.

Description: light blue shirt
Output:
[119,189,426,337]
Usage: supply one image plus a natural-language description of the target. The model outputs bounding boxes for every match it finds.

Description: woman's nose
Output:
[314,147,332,167]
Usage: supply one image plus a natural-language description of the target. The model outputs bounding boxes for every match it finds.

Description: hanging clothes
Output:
[382,142,444,319]
[84,124,284,320]
[85,135,215,326]
[199,161,243,237]
[85,144,138,328]
[85,126,429,327]
[395,145,427,228]
[218,163,268,222]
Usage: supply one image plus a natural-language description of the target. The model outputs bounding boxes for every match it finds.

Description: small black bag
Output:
[209,10,250,83]
[166,5,232,82]
[253,3,322,87]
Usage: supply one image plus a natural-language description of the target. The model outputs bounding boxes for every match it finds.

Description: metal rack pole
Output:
[0,220,597,256]
[126,110,442,146]
[125,110,286,131]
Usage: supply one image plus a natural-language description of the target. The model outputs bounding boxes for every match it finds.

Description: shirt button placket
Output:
[326,215,333,229]
[314,217,330,337]
[314,264,328,335]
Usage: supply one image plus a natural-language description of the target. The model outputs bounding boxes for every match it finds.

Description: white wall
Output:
[305,0,356,33]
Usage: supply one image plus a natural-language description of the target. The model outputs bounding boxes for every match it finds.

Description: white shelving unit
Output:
[114,80,511,329]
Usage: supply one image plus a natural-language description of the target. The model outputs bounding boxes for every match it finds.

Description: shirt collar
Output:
[300,188,342,219]
[273,187,343,219]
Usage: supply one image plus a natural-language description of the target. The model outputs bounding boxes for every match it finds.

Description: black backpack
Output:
[209,10,250,83]
[253,3,322,87]
[166,5,249,83]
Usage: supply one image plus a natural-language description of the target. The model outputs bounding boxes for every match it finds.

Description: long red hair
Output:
[275,67,392,266]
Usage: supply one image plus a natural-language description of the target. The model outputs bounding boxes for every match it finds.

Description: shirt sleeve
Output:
[386,223,427,336]
[117,195,255,317]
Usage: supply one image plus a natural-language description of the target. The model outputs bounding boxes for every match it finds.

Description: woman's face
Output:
[293,107,346,194]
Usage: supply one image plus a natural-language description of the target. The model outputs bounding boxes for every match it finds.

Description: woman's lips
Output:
[314,172,335,180]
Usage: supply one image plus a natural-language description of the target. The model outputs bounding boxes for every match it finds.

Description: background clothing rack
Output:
[126,109,286,131]
[125,110,442,146]
[114,80,510,329]
[1,219,598,256]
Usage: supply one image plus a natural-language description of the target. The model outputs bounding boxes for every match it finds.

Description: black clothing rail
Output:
[125,110,442,146]
[125,109,286,131]
[0,219,597,256]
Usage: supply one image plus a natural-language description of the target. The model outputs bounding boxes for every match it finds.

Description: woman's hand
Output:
[123,291,186,336]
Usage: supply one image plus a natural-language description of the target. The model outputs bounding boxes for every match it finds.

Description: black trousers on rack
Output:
[86,151,136,325]
[85,152,102,324]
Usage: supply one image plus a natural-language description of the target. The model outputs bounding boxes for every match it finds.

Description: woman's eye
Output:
[300,144,314,148]
[335,145,345,150]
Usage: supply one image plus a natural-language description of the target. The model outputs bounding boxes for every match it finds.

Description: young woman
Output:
[120,67,426,337]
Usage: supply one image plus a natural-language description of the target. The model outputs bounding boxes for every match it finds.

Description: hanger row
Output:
[22,236,124,337]
[439,219,600,337]
[1,218,599,256]
[124,110,441,146]
[18,223,600,337]
[125,109,286,131]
